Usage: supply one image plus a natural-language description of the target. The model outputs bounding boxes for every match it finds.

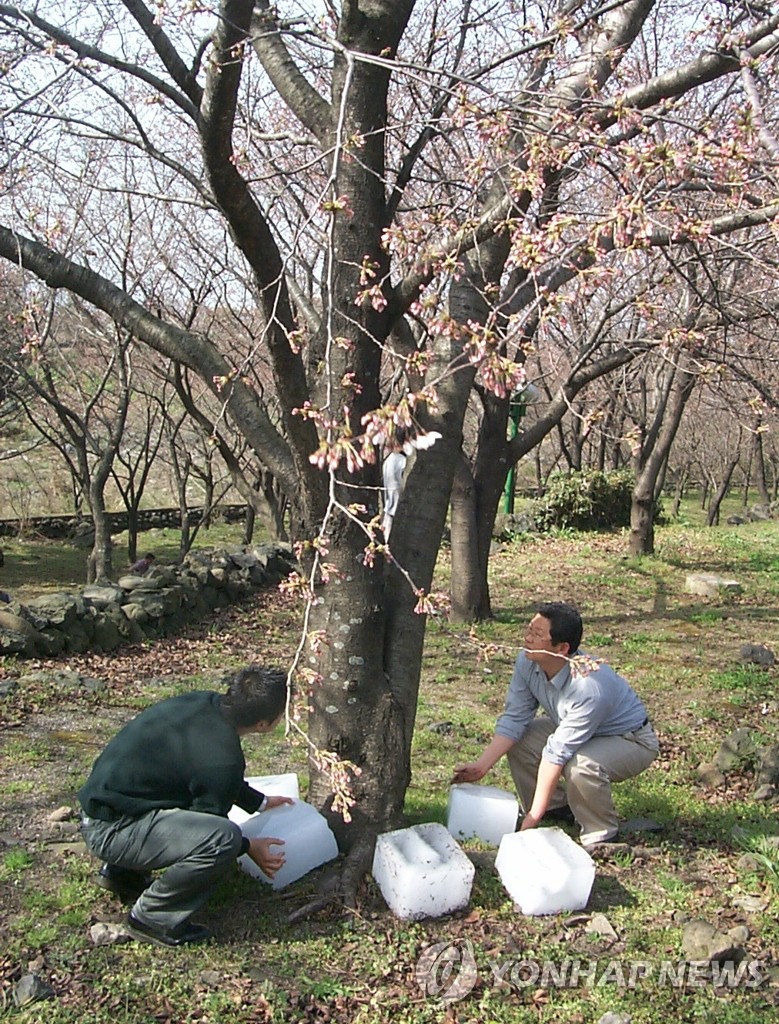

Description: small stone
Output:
[731,895,768,913]
[696,762,726,788]
[199,970,221,987]
[727,925,749,944]
[0,678,19,697]
[621,817,663,834]
[12,973,54,1007]
[684,573,741,597]
[596,1013,632,1024]
[714,729,758,772]
[681,919,743,963]
[736,852,762,872]
[47,806,73,823]
[740,643,776,667]
[89,922,131,946]
[753,783,776,801]
[586,913,618,940]
[426,721,454,734]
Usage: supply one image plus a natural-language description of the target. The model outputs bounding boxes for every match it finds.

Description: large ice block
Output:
[495,827,595,915]
[372,822,475,920]
[447,783,519,846]
[229,773,300,826]
[231,799,338,890]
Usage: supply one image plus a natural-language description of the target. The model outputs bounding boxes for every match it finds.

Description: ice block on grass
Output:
[230,799,338,890]
[495,827,595,915]
[229,773,300,826]
[447,783,519,846]
[372,822,475,920]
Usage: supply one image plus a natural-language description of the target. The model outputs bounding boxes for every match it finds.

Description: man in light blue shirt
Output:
[454,602,658,846]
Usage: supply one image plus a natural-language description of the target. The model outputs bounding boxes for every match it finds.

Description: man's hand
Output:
[246,836,286,878]
[452,761,487,784]
[264,795,294,811]
[519,812,541,831]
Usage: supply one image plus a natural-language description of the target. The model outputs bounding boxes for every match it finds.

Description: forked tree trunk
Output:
[630,364,696,555]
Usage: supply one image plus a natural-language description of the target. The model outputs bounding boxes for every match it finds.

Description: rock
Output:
[38,628,67,655]
[696,761,726,788]
[121,602,149,624]
[747,503,773,522]
[28,669,83,691]
[755,744,779,796]
[12,973,55,1007]
[65,621,92,654]
[620,816,663,834]
[726,514,747,525]
[586,913,618,940]
[0,608,35,635]
[82,676,108,694]
[731,894,768,913]
[714,729,758,772]
[47,806,73,823]
[596,1014,632,1024]
[740,643,776,667]
[727,925,749,945]
[0,678,19,697]
[0,627,33,655]
[90,922,131,946]
[426,721,454,734]
[681,919,744,963]
[684,573,742,598]
[91,615,122,652]
[82,584,125,609]
[24,592,82,628]
[117,574,161,591]
[753,783,776,801]
[198,970,221,987]
[736,852,763,872]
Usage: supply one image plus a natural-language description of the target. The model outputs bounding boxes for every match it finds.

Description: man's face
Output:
[523,614,568,662]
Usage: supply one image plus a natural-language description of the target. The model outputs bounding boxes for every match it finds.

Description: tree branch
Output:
[249,1,331,144]
[0,223,300,497]
[0,3,200,121]
[121,0,204,109]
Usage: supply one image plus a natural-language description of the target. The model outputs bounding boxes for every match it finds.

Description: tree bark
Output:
[629,361,696,555]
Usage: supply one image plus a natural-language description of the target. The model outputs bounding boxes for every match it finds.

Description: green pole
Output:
[503,395,525,514]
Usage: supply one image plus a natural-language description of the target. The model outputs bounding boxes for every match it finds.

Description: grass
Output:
[1,509,779,1021]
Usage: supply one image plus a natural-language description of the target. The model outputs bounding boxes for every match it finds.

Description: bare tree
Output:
[2,2,779,864]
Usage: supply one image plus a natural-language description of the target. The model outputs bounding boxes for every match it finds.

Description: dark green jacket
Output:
[78,691,263,821]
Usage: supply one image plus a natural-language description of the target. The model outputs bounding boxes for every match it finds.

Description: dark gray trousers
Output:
[81,808,244,932]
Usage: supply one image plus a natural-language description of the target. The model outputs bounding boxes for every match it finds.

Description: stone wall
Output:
[0,544,295,658]
[0,505,248,540]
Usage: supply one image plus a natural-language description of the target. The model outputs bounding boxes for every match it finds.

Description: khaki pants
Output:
[506,717,659,846]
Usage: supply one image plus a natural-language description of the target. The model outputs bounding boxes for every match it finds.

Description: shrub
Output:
[533,469,665,532]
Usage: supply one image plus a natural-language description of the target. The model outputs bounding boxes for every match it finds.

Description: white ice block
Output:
[495,827,595,915]
[447,783,519,846]
[372,822,475,920]
[231,799,338,890]
[229,773,300,826]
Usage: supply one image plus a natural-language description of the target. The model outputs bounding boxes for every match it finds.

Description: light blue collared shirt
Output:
[494,650,649,766]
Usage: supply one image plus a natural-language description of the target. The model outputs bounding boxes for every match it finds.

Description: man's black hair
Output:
[536,602,583,653]
[220,665,288,728]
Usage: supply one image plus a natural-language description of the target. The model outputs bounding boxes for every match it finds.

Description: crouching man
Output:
[79,665,292,946]
[453,603,658,848]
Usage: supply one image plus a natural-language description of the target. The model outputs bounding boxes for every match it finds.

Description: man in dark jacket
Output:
[79,665,291,946]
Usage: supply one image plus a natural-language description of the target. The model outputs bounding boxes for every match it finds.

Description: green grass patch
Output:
[1,517,779,1021]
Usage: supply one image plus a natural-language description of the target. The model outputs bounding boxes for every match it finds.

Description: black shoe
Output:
[97,863,152,902]
[544,805,576,825]
[127,912,212,948]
